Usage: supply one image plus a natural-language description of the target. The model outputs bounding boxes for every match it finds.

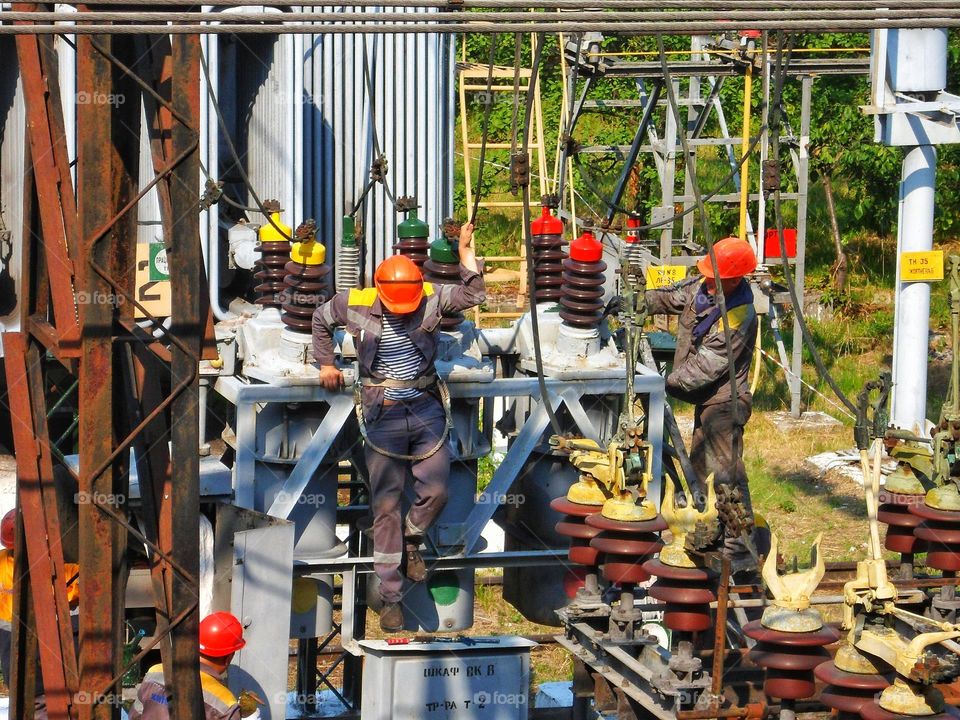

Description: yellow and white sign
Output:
[900,250,944,282]
[646,265,687,289]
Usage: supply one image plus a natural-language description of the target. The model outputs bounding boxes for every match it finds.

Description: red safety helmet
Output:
[375,255,424,314]
[199,612,246,658]
[0,510,15,549]
[696,237,757,280]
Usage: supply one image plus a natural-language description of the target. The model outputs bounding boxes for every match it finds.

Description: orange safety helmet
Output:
[0,510,14,549]
[199,611,246,658]
[696,237,757,280]
[374,255,424,314]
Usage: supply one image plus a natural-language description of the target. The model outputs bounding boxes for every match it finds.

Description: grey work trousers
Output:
[690,397,755,568]
[364,394,450,603]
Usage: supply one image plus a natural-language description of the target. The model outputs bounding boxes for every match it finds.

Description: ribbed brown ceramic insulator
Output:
[281,262,331,333]
[559,257,607,330]
[532,231,566,302]
[743,621,839,700]
[254,241,291,307]
[394,238,429,268]
[423,258,465,330]
[910,503,960,572]
[815,660,892,719]
[550,497,603,569]
[878,490,929,555]
[642,559,716,632]
[585,514,666,585]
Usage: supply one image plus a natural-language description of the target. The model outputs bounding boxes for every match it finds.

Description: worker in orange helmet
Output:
[645,237,759,573]
[0,508,80,689]
[312,222,485,632]
[130,611,249,719]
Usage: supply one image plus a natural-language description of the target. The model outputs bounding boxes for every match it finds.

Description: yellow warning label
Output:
[646,265,687,289]
[900,251,944,282]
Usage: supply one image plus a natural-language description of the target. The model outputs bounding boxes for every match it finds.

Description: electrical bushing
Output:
[531,198,566,303]
[743,621,839,700]
[254,201,292,307]
[878,489,928,555]
[395,199,430,269]
[815,642,893,720]
[586,514,665,585]
[559,228,606,330]
[642,559,716,633]
[281,220,331,334]
[423,221,465,330]
[910,502,960,572]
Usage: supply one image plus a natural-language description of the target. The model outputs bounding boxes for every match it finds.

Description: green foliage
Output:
[456,30,960,246]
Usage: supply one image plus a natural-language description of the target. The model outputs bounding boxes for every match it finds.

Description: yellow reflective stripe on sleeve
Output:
[347,288,378,307]
[423,282,434,296]
[200,671,239,709]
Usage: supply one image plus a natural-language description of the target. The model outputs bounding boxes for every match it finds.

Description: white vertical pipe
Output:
[891,144,937,431]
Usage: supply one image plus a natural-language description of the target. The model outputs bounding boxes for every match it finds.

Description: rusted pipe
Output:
[677,703,765,720]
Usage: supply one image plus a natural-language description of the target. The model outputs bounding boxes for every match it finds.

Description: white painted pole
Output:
[891,144,937,432]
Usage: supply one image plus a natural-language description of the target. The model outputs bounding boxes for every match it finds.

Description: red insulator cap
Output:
[531,206,564,236]
[569,230,602,262]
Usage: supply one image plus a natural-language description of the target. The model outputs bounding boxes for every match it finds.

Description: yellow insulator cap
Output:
[291,239,326,265]
[259,211,291,243]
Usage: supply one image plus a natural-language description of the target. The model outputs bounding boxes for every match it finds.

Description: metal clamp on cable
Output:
[353,376,454,460]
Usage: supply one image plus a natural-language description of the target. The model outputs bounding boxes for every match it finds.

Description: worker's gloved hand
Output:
[238,690,265,718]
[319,365,344,391]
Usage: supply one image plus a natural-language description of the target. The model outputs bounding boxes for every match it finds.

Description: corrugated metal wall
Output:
[204,10,455,291]
[0,37,25,353]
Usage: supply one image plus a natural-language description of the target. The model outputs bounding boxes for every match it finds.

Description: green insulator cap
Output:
[397,209,428,238]
[342,216,356,248]
[429,238,459,263]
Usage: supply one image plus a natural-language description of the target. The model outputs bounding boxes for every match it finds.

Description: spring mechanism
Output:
[623,216,645,268]
[531,200,566,303]
[559,228,607,330]
[336,216,361,292]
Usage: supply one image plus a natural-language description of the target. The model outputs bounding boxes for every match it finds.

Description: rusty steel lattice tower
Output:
[4,27,211,719]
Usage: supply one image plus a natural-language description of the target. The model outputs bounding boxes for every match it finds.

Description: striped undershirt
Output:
[373,311,426,400]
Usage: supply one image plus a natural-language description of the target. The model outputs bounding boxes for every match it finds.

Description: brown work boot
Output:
[404,546,427,583]
[379,602,403,633]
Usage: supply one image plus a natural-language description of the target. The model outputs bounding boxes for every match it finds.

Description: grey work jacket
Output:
[645,277,757,407]
[312,264,485,422]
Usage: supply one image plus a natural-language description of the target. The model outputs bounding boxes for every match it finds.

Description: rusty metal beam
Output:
[166,32,204,720]
[3,332,79,718]
[13,5,80,352]
[75,28,139,719]
[10,507,38,720]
